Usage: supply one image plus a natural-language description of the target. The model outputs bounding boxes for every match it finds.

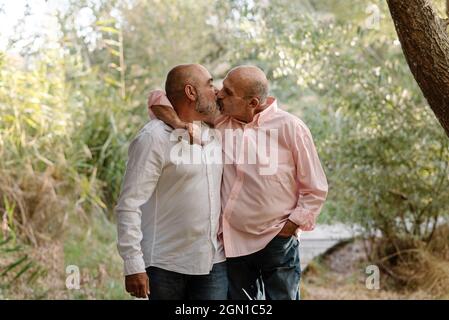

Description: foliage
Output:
[215,0,449,242]
[1,0,448,298]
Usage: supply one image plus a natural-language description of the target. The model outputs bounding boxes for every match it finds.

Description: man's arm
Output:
[147,89,188,129]
[151,105,187,130]
[115,129,165,298]
[286,121,328,233]
[148,90,223,128]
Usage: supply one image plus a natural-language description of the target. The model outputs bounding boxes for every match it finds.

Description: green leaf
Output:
[103,39,121,47]
[11,261,34,282]
[95,19,116,26]
[0,255,28,277]
[107,48,121,57]
[98,26,119,34]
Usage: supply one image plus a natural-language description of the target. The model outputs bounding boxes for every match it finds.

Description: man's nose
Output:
[217,89,224,99]
[214,86,219,95]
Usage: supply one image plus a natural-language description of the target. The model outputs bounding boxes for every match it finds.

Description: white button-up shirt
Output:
[115,119,225,276]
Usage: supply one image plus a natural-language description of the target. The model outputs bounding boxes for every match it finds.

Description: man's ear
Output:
[184,85,197,102]
[248,97,260,109]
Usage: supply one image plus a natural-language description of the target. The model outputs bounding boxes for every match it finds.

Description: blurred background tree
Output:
[387,0,449,138]
[0,0,448,299]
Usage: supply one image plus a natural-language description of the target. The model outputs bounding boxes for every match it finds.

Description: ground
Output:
[301,239,436,300]
[1,217,446,300]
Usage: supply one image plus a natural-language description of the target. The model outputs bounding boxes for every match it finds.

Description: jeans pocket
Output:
[275,234,293,239]
[270,235,294,250]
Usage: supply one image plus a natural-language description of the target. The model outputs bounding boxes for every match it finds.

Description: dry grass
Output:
[0,164,70,245]
[371,225,449,298]
[0,153,114,299]
[301,226,449,300]
[0,162,70,299]
[0,241,66,299]
[1,212,128,300]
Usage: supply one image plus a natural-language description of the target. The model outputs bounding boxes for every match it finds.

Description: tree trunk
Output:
[386,0,449,138]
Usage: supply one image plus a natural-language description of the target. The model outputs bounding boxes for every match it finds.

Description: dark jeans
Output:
[146,262,228,300]
[227,235,301,300]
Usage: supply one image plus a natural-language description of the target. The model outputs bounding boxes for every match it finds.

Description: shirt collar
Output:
[252,96,277,126]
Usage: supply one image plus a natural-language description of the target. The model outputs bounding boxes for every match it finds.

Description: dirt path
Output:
[299,223,357,270]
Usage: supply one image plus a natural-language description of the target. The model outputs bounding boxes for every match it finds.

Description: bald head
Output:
[164,63,218,116]
[227,65,269,103]
[165,64,209,103]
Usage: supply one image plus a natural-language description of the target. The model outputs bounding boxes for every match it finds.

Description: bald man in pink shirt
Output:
[148,65,328,300]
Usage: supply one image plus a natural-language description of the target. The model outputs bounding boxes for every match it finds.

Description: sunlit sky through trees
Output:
[0,0,98,51]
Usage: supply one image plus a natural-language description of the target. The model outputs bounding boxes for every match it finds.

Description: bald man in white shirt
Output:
[115,64,227,300]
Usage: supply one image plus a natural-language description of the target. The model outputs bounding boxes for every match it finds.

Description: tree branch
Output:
[386,0,449,138]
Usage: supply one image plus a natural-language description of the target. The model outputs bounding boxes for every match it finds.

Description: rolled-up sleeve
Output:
[115,130,165,275]
[288,122,328,231]
[148,90,174,119]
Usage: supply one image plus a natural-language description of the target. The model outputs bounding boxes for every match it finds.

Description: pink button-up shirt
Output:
[148,91,328,258]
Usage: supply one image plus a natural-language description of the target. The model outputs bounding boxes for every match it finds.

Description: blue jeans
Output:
[227,235,301,300]
[146,262,228,300]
